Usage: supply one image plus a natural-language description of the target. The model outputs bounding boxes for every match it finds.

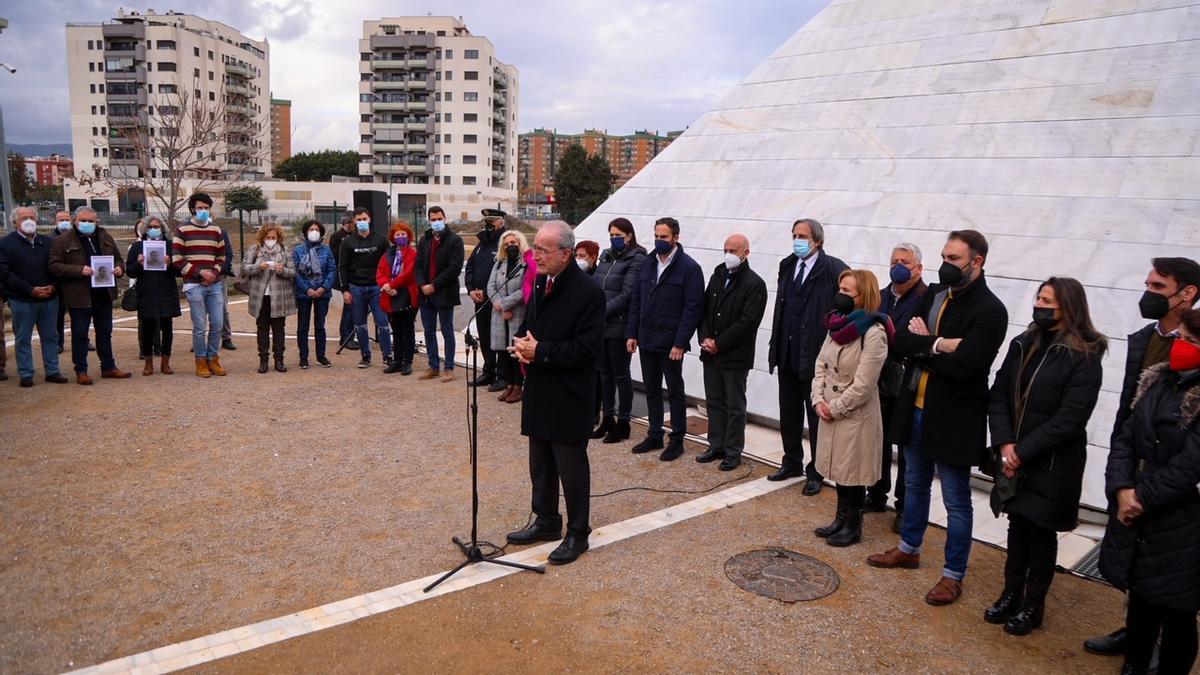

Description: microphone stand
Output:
[425,258,542,593]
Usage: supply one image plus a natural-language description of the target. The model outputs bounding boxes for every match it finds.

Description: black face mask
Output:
[832,292,856,315]
[1138,290,1174,320]
[1032,307,1058,330]
[938,261,970,288]
[505,245,519,260]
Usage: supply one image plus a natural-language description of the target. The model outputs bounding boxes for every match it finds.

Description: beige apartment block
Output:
[65,8,271,200]
[358,16,519,201]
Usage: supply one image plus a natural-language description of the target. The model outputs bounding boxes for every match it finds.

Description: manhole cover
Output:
[725,548,840,602]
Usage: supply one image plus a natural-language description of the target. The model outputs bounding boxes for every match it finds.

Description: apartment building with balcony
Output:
[65,8,271,204]
[358,16,519,199]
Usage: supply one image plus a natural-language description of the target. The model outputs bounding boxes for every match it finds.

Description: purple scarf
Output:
[824,309,895,346]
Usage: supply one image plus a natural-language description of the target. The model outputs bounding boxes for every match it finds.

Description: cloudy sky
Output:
[1,0,827,153]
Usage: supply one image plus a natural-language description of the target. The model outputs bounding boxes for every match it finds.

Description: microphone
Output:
[504,260,527,280]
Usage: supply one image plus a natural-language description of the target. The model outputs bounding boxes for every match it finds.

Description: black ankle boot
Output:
[815,492,846,538]
[984,589,1024,624]
[826,506,863,547]
[592,416,615,439]
[604,419,631,443]
[274,356,287,373]
[1003,603,1044,636]
[257,356,269,374]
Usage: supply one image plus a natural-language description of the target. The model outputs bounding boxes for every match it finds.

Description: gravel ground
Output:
[200,486,1128,675]
[0,299,755,675]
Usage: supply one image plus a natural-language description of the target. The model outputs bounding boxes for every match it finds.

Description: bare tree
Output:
[75,76,270,225]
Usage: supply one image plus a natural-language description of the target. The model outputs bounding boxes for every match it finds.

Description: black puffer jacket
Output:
[987,331,1104,531]
[1099,364,1200,611]
[593,243,646,340]
[125,240,182,319]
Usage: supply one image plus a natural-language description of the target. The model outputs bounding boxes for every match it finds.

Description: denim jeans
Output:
[69,298,116,374]
[420,304,456,371]
[350,284,392,361]
[9,297,61,379]
[898,409,974,581]
[185,281,226,358]
[295,295,330,360]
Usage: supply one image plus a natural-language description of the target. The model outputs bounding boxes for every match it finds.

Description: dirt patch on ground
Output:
[195,485,1125,674]
[0,303,753,674]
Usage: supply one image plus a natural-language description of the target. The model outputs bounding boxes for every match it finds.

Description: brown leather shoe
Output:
[207,356,227,376]
[498,385,515,401]
[504,384,523,403]
[925,576,963,606]
[441,370,457,383]
[866,547,920,569]
[195,358,212,378]
[160,356,174,375]
[143,357,154,376]
[101,368,132,379]
[76,372,94,385]
[419,368,441,380]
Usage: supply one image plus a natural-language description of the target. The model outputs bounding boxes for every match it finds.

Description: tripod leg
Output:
[423,558,475,593]
[483,558,546,574]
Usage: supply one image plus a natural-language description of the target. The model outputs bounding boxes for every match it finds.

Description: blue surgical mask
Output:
[889,263,912,285]
[610,236,626,252]
[77,222,97,236]
[194,209,210,223]
[653,239,673,256]
[57,220,72,231]
[793,239,811,258]
[147,227,162,240]
[356,220,371,233]
[430,219,445,233]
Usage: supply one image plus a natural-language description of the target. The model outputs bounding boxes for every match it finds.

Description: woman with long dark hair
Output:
[125,216,181,375]
[986,277,1106,635]
[592,218,647,442]
[1100,308,1200,675]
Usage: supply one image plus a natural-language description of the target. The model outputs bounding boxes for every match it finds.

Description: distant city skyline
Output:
[0,1,827,154]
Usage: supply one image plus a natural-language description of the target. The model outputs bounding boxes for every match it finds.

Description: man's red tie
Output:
[545,277,554,296]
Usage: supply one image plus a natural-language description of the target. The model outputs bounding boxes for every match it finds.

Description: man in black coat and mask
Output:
[696,233,767,472]
[867,229,1007,608]
[464,208,508,391]
[506,221,605,565]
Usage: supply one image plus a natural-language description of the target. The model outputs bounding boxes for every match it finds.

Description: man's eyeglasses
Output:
[533,245,566,255]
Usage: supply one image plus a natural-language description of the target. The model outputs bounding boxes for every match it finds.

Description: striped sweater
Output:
[172,221,226,281]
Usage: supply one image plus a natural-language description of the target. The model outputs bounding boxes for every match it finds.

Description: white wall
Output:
[575,0,1200,511]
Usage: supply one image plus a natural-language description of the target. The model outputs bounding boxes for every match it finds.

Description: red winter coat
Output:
[376,245,419,313]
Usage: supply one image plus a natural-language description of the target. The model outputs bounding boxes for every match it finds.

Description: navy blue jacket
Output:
[0,231,57,302]
[625,244,704,353]
[768,250,849,378]
[292,242,336,297]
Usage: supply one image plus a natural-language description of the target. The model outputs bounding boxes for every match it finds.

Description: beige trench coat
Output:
[811,323,888,486]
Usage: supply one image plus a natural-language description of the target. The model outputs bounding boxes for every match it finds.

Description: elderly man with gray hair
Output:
[866,242,929,530]
[49,205,132,384]
[0,207,68,386]
[506,220,606,565]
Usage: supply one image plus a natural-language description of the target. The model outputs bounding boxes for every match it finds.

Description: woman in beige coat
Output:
[812,269,893,547]
[243,223,296,373]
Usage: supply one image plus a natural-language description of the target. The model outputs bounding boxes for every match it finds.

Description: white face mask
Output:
[576,258,590,271]
[307,230,321,243]
[724,252,743,270]
[264,239,278,249]
[19,219,37,235]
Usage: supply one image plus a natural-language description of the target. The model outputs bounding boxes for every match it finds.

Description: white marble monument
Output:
[575,0,1200,510]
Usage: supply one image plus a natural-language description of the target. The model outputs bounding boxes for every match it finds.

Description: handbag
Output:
[120,283,139,312]
[989,453,1025,517]
[878,360,904,399]
[232,270,251,294]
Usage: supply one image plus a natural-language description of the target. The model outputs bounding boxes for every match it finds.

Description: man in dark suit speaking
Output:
[506,221,606,565]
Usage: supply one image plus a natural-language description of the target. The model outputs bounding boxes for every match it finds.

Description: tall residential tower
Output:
[359,17,519,194]
[65,9,271,189]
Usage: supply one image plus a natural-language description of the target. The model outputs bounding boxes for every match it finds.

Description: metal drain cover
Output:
[725,548,840,602]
